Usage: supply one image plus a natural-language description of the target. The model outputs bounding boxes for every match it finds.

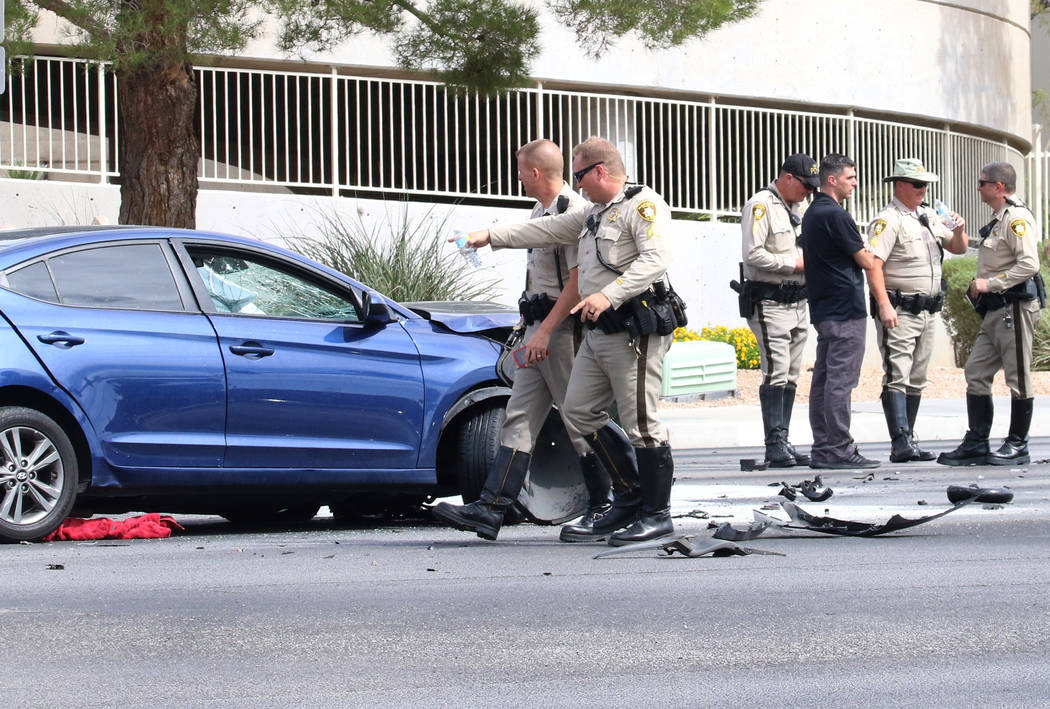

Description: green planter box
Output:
[660,340,738,400]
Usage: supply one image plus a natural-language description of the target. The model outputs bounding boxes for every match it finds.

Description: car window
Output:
[189,250,360,321]
[4,261,60,302]
[7,243,183,310]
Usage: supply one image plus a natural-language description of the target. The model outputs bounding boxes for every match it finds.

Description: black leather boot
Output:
[608,446,675,546]
[904,393,936,461]
[759,385,796,468]
[883,389,921,463]
[584,423,643,537]
[559,453,613,542]
[988,397,1033,466]
[432,446,531,540]
[937,394,993,466]
[783,384,810,466]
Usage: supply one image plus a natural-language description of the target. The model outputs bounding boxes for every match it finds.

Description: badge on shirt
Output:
[608,209,620,223]
[1010,219,1027,237]
[637,201,657,222]
[872,219,887,237]
[752,204,766,221]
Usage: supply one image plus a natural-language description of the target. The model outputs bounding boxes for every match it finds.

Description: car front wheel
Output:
[0,407,79,543]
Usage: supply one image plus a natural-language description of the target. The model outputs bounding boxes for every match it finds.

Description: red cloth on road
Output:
[43,514,184,541]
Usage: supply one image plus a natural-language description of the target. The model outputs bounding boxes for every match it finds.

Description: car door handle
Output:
[37,331,86,347]
[229,342,275,358]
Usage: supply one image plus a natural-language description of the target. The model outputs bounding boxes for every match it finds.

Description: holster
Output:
[971,276,1042,317]
[518,292,556,325]
[729,279,754,318]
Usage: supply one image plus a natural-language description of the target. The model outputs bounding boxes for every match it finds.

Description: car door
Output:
[178,242,426,471]
[1,240,227,469]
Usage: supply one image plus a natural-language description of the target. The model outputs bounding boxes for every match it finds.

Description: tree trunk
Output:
[116,63,199,227]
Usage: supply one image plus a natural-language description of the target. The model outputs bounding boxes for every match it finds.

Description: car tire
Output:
[0,406,79,543]
[455,403,505,502]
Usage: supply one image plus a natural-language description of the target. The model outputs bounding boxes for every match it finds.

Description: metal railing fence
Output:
[0,55,1034,230]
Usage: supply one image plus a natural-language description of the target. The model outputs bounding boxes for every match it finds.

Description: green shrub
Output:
[941,255,980,367]
[941,245,1050,370]
[283,204,498,303]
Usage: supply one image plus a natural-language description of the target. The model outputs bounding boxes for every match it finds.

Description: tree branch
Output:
[32,0,113,41]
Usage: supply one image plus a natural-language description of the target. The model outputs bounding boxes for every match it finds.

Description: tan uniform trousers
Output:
[561,329,673,448]
[874,309,936,394]
[965,303,1042,399]
[499,319,589,455]
[747,300,808,386]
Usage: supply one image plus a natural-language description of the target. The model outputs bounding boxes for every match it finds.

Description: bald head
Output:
[516,139,564,179]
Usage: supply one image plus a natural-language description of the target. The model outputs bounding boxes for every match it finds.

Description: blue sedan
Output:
[0,226,583,542]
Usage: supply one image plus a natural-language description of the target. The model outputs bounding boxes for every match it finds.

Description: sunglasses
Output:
[978,179,998,187]
[900,179,928,189]
[792,173,816,191]
[573,161,603,183]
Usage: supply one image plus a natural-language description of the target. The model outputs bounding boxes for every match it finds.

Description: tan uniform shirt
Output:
[869,198,953,294]
[977,198,1040,307]
[740,183,806,284]
[524,182,586,299]
[490,184,671,308]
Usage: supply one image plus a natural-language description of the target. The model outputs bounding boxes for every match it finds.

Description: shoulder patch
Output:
[752,204,766,221]
[872,219,887,237]
[637,201,657,222]
[1010,219,1028,237]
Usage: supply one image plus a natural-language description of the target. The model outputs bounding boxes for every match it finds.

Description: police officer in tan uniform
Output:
[939,162,1043,466]
[740,154,818,467]
[867,159,969,462]
[455,136,679,547]
[432,139,613,541]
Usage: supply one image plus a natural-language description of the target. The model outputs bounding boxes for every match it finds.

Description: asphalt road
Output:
[4,441,1050,708]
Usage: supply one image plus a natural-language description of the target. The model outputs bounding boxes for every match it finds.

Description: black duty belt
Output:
[887,290,944,315]
[749,280,807,304]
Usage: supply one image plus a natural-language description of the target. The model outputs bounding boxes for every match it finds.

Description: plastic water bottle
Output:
[934,198,958,229]
[454,230,482,268]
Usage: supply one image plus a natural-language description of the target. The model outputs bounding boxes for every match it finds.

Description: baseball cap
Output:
[780,154,820,190]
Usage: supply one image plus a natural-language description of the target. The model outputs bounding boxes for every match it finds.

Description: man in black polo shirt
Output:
[801,153,880,469]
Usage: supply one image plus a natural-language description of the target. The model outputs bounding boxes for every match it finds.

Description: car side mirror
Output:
[360,291,394,326]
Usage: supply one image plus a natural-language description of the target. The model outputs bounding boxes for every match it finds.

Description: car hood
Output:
[402,301,520,334]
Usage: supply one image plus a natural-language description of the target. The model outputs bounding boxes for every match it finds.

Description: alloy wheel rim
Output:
[0,426,65,526]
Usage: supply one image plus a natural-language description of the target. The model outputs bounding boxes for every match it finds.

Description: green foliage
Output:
[942,247,1050,370]
[5,161,47,180]
[551,0,761,57]
[283,205,498,303]
[394,0,541,92]
[6,0,763,93]
[941,255,981,368]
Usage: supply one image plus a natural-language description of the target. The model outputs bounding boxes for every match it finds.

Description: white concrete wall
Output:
[1,177,956,369]
[222,0,1033,145]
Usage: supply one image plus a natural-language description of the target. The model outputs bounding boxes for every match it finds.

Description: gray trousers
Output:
[500,319,589,455]
[874,308,936,394]
[747,300,808,387]
[966,302,1042,399]
[809,317,866,463]
[562,329,673,447]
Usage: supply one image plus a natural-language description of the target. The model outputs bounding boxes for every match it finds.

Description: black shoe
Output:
[987,437,1030,466]
[589,499,642,536]
[432,500,504,540]
[889,433,922,463]
[818,452,880,470]
[607,510,674,546]
[936,436,990,467]
[559,504,612,542]
[786,443,811,467]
